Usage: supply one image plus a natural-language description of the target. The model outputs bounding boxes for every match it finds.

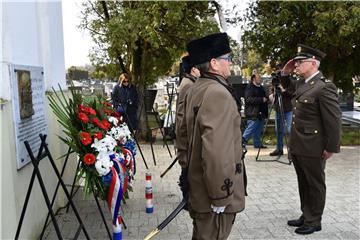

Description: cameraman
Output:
[242,70,269,149]
[268,72,295,156]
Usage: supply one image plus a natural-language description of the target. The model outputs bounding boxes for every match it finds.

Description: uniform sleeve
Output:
[319,83,342,153]
[200,86,236,206]
[283,78,296,98]
[176,84,191,168]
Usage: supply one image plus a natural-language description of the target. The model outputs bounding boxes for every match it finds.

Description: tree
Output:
[242,1,360,92]
[80,1,220,138]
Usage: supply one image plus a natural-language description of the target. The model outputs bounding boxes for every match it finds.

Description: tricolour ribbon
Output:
[107,158,129,240]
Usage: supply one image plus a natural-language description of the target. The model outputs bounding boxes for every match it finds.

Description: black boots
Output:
[269,149,284,156]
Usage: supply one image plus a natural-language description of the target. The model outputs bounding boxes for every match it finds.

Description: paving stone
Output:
[42,144,360,239]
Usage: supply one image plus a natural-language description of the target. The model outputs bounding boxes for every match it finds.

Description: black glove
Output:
[178,168,189,210]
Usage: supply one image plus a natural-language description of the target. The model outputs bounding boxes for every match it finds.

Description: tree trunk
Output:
[132,38,147,140]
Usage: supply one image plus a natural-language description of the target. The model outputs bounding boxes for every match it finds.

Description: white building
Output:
[1,1,76,238]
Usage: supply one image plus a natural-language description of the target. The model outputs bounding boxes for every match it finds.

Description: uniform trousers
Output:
[190,211,236,240]
[291,154,326,227]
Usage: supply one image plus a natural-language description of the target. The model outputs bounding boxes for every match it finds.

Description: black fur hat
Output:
[187,32,231,65]
[181,55,193,74]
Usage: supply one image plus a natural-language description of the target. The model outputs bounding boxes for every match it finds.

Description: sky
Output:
[61,0,250,69]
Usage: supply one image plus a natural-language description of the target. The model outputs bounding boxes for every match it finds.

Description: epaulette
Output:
[321,76,331,83]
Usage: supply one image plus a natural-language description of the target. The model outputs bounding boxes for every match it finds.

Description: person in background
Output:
[284,44,341,235]
[176,55,200,168]
[268,70,295,156]
[242,71,269,149]
[112,73,139,131]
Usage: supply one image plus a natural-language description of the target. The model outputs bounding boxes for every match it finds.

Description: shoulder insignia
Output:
[320,77,331,83]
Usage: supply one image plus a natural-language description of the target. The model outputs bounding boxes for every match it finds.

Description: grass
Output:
[246,124,360,146]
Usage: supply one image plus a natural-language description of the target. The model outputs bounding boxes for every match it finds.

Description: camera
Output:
[271,72,291,93]
[271,72,281,88]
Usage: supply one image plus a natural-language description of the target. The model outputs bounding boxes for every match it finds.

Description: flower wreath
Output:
[48,86,136,239]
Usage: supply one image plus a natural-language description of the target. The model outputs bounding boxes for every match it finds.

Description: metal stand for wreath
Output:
[36,149,114,240]
[15,134,90,240]
[143,88,173,166]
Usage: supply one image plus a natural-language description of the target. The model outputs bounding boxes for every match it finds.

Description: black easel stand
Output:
[144,89,173,166]
[34,146,111,240]
[164,82,177,142]
[255,92,292,165]
[15,134,90,240]
[119,102,149,169]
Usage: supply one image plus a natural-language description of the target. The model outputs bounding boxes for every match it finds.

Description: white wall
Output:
[1,1,76,239]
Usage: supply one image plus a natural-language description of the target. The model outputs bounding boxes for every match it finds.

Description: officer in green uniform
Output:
[284,44,341,235]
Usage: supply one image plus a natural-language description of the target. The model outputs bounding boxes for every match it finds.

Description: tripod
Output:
[255,88,292,165]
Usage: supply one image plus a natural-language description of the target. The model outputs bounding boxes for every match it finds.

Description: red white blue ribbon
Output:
[107,159,128,240]
[122,147,135,175]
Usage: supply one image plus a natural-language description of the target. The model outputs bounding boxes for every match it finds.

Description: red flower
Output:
[104,102,112,107]
[93,131,103,140]
[111,111,120,118]
[83,153,96,165]
[87,107,96,116]
[102,119,111,131]
[78,112,89,123]
[80,131,92,146]
[79,104,87,112]
[92,117,101,126]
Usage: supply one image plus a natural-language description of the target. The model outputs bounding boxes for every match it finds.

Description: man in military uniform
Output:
[177,33,246,239]
[176,55,200,168]
[284,44,341,234]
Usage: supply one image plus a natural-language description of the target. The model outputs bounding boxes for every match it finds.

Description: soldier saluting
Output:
[177,32,246,239]
[283,44,342,235]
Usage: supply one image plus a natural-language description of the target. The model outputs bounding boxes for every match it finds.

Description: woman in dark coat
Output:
[112,73,139,131]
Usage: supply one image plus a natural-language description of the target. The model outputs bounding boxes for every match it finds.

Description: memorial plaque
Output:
[11,65,48,169]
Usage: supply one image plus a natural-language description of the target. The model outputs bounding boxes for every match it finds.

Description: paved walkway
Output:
[43,145,360,239]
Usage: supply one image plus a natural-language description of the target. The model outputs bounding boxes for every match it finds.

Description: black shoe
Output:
[287,216,304,227]
[295,225,321,235]
[269,149,284,156]
[254,145,267,149]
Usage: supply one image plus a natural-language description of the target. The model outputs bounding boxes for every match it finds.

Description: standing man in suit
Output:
[178,33,246,239]
[285,44,341,235]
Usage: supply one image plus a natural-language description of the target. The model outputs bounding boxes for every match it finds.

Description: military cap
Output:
[294,44,326,61]
[181,55,193,74]
[187,32,231,65]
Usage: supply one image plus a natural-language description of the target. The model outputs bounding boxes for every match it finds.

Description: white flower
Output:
[91,135,117,153]
[108,124,132,144]
[95,151,114,176]
[108,116,119,126]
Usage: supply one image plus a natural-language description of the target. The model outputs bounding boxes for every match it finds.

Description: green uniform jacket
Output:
[290,72,341,157]
[181,72,245,213]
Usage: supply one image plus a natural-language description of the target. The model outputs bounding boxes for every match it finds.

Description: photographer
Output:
[268,71,295,156]
[242,70,269,149]
[112,73,139,131]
